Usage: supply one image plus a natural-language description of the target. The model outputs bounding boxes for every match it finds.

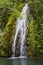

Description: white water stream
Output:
[12,3,29,57]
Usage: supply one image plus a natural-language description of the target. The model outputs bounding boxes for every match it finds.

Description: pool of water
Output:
[0,58,43,65]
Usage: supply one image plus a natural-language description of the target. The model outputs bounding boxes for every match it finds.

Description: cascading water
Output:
[12,3,29,57]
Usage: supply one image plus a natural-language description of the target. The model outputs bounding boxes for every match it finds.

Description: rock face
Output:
[15,33,21,57]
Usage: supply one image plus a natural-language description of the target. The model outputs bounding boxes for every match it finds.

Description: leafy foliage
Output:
[0,0,43,58]
[26,0,43,58]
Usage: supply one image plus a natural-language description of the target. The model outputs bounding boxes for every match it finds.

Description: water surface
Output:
[0,58,43,65]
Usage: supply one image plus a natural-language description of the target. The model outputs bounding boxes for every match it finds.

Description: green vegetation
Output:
[26,0,43,58]
[0,0,43,58]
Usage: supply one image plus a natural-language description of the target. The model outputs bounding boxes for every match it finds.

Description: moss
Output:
[0,13,17,57]
[0,0,43,58]
[0,2,25,57]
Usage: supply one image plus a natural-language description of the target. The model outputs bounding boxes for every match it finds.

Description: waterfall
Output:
[12,3,29,57]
